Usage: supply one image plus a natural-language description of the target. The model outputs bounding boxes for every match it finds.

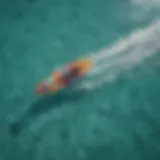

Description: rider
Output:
[60,65,81,86]
[35,66,80,95]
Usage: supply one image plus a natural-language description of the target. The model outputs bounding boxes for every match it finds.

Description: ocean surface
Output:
[0,0,160,160]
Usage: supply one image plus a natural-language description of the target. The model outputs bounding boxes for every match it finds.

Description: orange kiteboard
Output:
[36,59,93,95]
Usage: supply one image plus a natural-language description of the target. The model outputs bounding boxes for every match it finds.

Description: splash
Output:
[78,20,160,90]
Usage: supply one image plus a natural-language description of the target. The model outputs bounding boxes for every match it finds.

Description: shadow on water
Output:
[9,90,85,137]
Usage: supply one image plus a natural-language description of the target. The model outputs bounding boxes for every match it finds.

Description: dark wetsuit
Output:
[61,67,80,86]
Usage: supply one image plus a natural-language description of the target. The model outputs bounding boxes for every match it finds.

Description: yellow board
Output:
[75,59,93,75]
[48,72,64,92]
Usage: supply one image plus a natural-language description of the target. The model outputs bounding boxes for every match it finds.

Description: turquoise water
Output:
[0,0,160,160]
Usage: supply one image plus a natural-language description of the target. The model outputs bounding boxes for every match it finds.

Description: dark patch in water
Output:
[14,11,24,20]
[25,0,36,4]
[86,145,115,160]
[9,118,27,137]
[9,91,84,137]
[0,35,9,50]
[59,128,70,141]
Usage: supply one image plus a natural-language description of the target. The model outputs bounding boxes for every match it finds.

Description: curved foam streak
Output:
[89,29,160,77]
[89,20,160,64]
[80,46,159,90]
[79,20,160,90]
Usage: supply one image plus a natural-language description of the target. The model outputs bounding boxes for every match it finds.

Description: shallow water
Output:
[0,0,160,160]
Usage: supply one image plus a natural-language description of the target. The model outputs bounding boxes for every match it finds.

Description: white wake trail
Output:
[78,20,160,90]
[82,45,159,90]
[89,20,160,64]
[90,23,160,76]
